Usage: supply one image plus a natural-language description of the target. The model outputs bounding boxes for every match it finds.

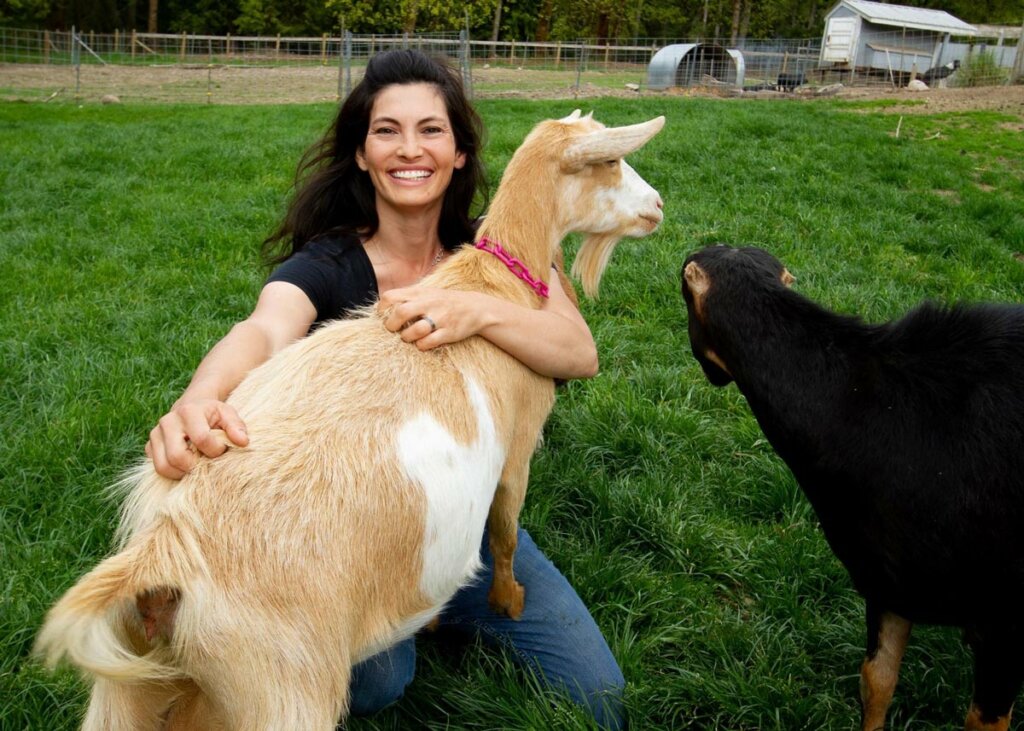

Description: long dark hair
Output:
[262,49,487,267]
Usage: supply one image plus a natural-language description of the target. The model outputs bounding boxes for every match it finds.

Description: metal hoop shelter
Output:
[646,42,745,89]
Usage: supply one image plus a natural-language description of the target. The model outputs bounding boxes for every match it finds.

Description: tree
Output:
[235,0,279,34]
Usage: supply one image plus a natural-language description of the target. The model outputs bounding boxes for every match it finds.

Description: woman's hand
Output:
[146,399,249,480]
[379,286,484,350]
[145,281,316,480]
[378,274,598,381]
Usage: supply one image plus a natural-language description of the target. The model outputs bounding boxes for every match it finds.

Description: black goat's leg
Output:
[965,627,1022,731]
[860,607,911,731]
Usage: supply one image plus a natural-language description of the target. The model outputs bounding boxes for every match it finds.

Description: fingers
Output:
[147,402,249,480]
[383,300,424,334]
[398,316,443,347]
[148,416,193,480]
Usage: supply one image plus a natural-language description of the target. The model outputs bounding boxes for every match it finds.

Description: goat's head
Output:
[681,244,795,386]
[496,110,664,297]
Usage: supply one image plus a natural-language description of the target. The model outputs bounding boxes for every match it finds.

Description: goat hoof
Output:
[488,581,525,620]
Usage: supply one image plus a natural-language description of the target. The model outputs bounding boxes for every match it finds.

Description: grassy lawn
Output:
[2,97,1022,730]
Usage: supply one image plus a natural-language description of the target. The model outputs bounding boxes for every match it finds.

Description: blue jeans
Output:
[348,528,626,729]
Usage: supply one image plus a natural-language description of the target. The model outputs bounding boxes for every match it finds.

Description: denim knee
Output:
[347,638,416,716]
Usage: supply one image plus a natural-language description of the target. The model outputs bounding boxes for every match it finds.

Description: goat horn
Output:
[561,116,665,172]
[560,109,583,122]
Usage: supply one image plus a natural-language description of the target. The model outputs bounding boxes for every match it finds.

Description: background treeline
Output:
[2,0,1021,43]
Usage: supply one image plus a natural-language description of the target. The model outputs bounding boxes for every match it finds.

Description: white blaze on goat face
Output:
[396,376,504,606]
[560,158,663,237]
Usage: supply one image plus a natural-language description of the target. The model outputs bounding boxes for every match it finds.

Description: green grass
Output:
[2,97,1023,730]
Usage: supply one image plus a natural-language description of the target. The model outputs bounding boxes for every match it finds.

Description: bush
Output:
[952,50,1009,87]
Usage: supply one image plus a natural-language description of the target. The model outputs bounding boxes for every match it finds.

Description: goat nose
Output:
[656,196,664,210]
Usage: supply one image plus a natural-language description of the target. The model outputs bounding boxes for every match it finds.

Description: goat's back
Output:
[114,310,553,670]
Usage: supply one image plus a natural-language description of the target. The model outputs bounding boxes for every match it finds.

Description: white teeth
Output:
[391,170,431,180]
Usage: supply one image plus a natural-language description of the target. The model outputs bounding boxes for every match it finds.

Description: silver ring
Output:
[422,315,437,333]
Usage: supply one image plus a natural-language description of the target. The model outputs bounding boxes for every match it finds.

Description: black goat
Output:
[776,72,806,92]
[681,244,1024,731]
[921,59,961,86]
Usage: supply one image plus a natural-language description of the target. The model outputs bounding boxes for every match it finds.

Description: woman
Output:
[146,49,625,728]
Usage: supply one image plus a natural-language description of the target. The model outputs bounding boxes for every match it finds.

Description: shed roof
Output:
[828,0,977,35]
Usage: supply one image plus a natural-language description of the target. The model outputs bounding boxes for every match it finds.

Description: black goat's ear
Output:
[684,261,710,297]
[781,268,795,287]
[684,261,711,320]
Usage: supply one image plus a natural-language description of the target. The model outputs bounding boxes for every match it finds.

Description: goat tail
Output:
[36,523,195,682]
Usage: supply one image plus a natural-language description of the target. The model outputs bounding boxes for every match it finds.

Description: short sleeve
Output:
[266,235,378,325]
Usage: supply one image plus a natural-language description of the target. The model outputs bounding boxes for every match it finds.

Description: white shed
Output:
[821,0,976,74]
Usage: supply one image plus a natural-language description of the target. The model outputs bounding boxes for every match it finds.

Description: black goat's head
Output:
[681,244,794,387]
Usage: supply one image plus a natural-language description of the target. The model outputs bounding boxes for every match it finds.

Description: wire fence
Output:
[0,26,1020,104]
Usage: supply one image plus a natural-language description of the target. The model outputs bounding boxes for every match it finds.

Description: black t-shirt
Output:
[265,233,378,328]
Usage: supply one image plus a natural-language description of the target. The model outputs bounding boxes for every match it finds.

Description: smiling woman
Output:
[357,84,467,222]
[138,49,625,728]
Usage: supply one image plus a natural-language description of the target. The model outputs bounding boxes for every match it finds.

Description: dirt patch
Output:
[2,61,1022,116]
[824,84,1024,117]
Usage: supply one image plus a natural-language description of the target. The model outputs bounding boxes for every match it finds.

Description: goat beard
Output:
[571,232,623,298]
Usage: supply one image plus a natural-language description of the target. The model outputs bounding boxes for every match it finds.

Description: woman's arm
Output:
[378,273,598,381]
[146,281,317,479]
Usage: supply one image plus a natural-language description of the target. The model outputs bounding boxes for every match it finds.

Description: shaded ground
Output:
[2,62,1022,118]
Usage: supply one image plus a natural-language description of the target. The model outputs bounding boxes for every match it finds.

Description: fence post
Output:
[179,31,186,61]
[511,38,516,64]
[44,30,50,63]
[555,41,561,69]
[460,29,473,99]
[344,30,353,97]
[336,26,344,100]
[72,26,81,103]
[131,29,136,61]
[574,40,584,96]
[1010,19,1024,84]
[320,33,326,64]
[226,33,232,56]
[276,33,281,61]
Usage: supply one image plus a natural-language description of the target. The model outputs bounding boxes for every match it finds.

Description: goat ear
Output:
[684,261,710,296]
[561,116,665,172]
[684,261,711,320]
[560,109,583,123]
[781,268,795,287]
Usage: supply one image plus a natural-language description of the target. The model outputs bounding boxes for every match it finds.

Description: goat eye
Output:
[605,159,619,168]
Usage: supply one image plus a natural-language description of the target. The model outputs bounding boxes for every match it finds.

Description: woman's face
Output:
[356,82,466,217]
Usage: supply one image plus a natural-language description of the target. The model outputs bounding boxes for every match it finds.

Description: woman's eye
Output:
[372,127,397,136]
[423,126,445,135]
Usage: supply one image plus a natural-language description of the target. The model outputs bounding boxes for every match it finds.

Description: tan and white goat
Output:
[36,110,665,730]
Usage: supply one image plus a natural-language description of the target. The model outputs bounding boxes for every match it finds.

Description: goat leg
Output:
[964,627,1022,731]
[860,608,911,731]
[485,462,529,620]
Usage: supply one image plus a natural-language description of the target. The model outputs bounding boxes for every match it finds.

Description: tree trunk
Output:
[596,12,610,43]
[535,0,554,43]
[490,0,502,43]
[739,0,752,41]
[729,0,741,45]
[403,0,420,34]
[147,0,157,33]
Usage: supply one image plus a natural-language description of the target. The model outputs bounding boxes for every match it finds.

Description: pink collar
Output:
[474,236,550,299]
